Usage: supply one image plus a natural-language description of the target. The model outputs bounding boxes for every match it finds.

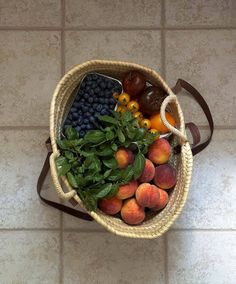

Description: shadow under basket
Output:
[49,60,193,239]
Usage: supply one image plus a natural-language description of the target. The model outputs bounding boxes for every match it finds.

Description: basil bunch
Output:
[56,111,157,211]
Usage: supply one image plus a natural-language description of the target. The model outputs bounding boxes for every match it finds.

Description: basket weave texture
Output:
[49,60,193,239]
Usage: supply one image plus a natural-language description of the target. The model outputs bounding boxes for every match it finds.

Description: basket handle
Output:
[36,138,93,221]
[160,94,188,144]
[172,79,214,155]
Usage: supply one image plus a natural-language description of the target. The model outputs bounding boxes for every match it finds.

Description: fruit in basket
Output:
[127,100,139,113]
[138,159,155,183]
[154,164,177,189]
[139,86,167,115]
[148,138,171,164]
[133,111,143,122]
[99,197,123,215]
[149,129,160,139]
[135,183,160,208]
[116,105,127,114]
[116,180,138,200]
[151,189,169,211]
[122,71,146,97]
[140,118,151,129]
[121,198,145,225]
[118,93,130,105]
[150,112,176,134]
[114,148,134,169]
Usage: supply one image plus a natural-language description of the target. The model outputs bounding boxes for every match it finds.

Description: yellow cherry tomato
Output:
[127,100,140,113]
[133,111,143,122]
[113,92,120,100]
[140,118,151,129]
[149,129,160,139]
[118,93,130,106]
[116,105,127,114]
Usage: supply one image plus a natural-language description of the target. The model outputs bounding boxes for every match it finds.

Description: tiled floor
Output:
[0,1,235,283]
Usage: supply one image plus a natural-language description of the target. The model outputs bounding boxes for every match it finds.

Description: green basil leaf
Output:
[79,191,97,211]
[75,174,87,187]
[111,110,121,120]
[67,172,78,188]
[65,126,79,140]
[105,184,119,198]
[104,169,112,178]
[102,157,118,169]
[98,115,118,125]
[91,183,113,199]
[123,111,133,123]
[96,148,113,157]
[64,139,83,148]
[111,143,118,151]
[117,128,125,143]
[84,130,106,144]
[126,126,136,140]
[134,128,146,140]
[57,139,69,150]
[121,165,134,183]
[107,169,121,182]
[133,152,145,179]
[105,130,115,140]
[65,151,74,160]
[55,156,71,176]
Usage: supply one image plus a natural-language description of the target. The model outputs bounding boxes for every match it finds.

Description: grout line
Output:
[61,0,66,77]
[59,212,63,284]
[62,228,106,233]
[0,228,60,231]
[164,233,169,284]
[170,228,236,232]
[0,26,235,32]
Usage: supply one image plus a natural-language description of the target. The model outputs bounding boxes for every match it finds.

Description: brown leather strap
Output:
[37,138,93,221]
[172,79,214,156]
[186,122,201,146]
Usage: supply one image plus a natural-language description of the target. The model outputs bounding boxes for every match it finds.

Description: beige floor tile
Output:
[0,31,61,126]
[63,232,165,284]
[0,129,60,228]
[0,0,61,27]
[167,231,236,284]
[65,30,162,71]
[165,0,236,27]
[166,30,236,126]
[0,231,60,283]
[65,0,161,28]
[62,203,105,231]
[173,130,236,229]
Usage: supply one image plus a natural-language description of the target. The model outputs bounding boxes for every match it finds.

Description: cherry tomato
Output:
[127,100,139,113]
[113,92,120,100]
[118,93,130,105]
[116,105,127,114]
[140,118,151,129]
[133,111,143,122]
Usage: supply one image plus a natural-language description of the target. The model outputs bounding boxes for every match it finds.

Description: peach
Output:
[114,148,134,169]
[135,183,160,208]
[151,189,169,211]
[147,138,171,164]
[116,180,138,200]
[154,164,177,189]
[98,197,122,215]
[121,198,145,225]
[138,159,155,183]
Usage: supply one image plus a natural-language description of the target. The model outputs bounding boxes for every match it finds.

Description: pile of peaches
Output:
[99,138,176,225]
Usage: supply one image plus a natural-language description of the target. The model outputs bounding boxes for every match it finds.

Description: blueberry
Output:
[94,97,98,103]
[100,81,106,89]
[88,97,93,103]
[98,98,104,104]
[89,89,95,96]
[104,90,111,98]
[94,87,101,94]
[79,130,85,138]
[86,124,93,130]
[83,93,89,99]
[85,86,90,92]
[109,104,115,110]
[68,114,73,120]
[78,110,83,115]
[94,112,100,117]
[80,98,85,103]
[100,108,107,115]
[71,107,77,112]
[92,82,97,89]
[96,104,102,111]
[75,126,81,132]
[83,118,89,124]
[93,103,98,109]
[84,111,90,117]
[107,81,113,89]
[89,116,95,123]
[73,102,80,108]
[72,112,79,119]
[86,74,93,81]
[81,124,86,129]
[83,106,89,112]
[72,121,77,126]
[104,98,109,104]
[113,86,122,93]
[86,80,92,86]
[92,74,98,80]
[89,108,94,114]
[81,81,86,88]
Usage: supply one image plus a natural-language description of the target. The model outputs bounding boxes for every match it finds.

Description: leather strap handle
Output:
[172,79,214,156]
[37,138,93,221]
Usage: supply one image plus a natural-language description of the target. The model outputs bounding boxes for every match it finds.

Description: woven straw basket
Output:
[49,60,193,239]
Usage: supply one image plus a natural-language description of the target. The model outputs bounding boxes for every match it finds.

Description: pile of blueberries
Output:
[64,73,122,137]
